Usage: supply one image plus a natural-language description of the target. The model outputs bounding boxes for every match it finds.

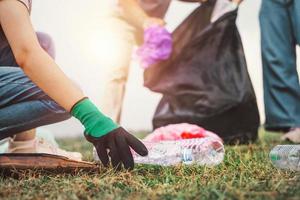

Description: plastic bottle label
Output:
[182,148,193,165]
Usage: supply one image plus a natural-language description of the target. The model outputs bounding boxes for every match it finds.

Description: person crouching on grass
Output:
[0,0,148,170]
[1,28,83,160]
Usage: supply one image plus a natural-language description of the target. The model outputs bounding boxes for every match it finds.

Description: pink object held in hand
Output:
[136,25,172,69]
[144,123,223,143]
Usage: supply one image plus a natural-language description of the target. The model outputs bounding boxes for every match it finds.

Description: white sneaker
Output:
[281,128,300,144]
[5,138,83,161]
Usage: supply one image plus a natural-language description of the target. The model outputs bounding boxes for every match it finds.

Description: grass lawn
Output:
[0,128,299,200]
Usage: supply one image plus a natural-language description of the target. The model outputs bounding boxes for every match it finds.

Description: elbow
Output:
[14,50,28,68]
[14,45,40,69]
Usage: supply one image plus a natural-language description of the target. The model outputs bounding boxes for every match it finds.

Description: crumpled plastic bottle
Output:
[94,137,225,167]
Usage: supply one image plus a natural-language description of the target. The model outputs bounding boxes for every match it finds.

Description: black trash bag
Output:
[144,2,260,144]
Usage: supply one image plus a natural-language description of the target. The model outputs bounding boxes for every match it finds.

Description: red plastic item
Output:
[181,132,206,139]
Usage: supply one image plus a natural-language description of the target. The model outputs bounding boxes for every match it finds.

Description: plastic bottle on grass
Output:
[132,138,225,166]
[269,145,300,171]
[93,138,225,167]
[93,138,224,166]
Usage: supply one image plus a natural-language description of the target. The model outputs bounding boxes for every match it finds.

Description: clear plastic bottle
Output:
[269,145,300,171]
[93,138,225,166]
[132,138,225,166]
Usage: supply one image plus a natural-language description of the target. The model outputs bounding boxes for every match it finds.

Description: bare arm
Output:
[0,0,85,111]
[119,0,165,29]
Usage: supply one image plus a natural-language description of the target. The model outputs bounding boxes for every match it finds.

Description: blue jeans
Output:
[260,0,300,130]
[0,32,70,140]
[0,67,70,140]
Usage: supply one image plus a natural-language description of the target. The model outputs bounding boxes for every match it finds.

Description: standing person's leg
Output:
[280,0,300,142]
[259,0,300,131]
[289,0,300,125]
[99,13,137,123]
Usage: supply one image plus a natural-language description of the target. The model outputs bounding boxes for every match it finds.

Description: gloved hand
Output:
[71,98,148,170]
[86,127,148,170]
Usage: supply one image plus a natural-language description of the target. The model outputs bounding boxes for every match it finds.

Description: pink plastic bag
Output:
[144,123,223,143]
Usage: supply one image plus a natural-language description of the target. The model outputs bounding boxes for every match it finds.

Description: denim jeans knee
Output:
[0,67,70,139]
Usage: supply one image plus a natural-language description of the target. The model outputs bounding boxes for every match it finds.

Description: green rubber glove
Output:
[71,98,148,170]
[71,98,119,137]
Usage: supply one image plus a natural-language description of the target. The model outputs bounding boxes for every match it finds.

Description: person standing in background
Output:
[260,0,300,143]
[99,0,170,124]
[100,0,219,124]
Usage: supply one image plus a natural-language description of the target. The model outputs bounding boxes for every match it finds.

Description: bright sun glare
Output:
[81,22,131,71]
